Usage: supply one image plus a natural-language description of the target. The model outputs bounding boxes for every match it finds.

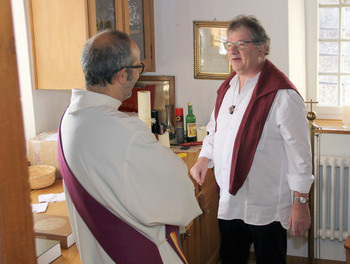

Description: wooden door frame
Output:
[0,0,36,263]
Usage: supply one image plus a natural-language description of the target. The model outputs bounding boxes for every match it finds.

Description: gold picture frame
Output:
[135,75,175,125]
[193,21,232,80]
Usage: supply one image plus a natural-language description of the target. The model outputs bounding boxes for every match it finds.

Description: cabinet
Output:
[87,0,155,72]
[28,0,155,90]
[174,147,221,264]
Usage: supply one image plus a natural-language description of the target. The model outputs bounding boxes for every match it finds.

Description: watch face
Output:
[299,197,307,203]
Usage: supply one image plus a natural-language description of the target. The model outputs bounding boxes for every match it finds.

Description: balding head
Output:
[81,29,135,89]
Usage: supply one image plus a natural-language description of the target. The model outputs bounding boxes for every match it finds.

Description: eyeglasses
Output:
[223,40,260,50]
[114,62,145,74]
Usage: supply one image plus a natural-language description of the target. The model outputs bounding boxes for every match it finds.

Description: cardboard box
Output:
[28,131,61,178]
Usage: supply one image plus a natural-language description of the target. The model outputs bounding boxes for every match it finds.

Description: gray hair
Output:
[81,29,134,88]
[228,15,270,55]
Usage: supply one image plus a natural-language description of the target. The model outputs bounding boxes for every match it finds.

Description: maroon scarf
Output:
[58,119,187,263]
[214,60,300,195]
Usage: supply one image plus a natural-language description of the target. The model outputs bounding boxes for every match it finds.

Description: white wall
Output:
[12,0,348,261]
[288,0,307,98]
[11,0,36,142]
[151,0,289,127]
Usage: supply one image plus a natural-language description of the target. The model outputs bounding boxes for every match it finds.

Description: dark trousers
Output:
[219,219,287,264]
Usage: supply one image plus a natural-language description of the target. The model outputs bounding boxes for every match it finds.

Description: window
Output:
[318,0,350,108]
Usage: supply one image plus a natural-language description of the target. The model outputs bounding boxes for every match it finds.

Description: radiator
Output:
[315,156,350,241]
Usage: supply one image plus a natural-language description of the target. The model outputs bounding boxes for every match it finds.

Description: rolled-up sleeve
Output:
[276,90,314,193]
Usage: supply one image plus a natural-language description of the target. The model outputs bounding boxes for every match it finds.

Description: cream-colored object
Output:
[29,165,56,190]
[137,91,152,130]
[342,103,350,129]
[197,125,207,142]
[158,132,170,148]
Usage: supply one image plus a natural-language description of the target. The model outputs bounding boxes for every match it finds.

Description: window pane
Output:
[319,42,339,72]
[95,0,116,31]
[341,76,350,103]
[319,75,338,105]
[342,42,350,72]
[129,0,145,60]
[343,0,350,4]
[320,0,339,3]
[342,8,350,39]
[319,8,339,39]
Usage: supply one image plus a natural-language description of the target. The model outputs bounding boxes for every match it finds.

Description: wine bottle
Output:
[186,102,197,142]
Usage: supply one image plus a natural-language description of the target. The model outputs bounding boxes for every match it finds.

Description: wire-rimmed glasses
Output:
[223,40,260,50]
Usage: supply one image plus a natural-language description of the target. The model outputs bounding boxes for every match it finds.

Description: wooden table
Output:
[31,179,81,264]
[314,119,350,134]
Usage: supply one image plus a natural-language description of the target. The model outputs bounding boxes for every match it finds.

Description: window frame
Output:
[306,0,350,119]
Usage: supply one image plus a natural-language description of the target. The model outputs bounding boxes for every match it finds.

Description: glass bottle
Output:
[175,108,185,144]
[165,104,176,145]
[186,102,197,142]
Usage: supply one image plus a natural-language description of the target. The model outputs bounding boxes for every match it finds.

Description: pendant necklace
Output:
[229,105,235,114]
[229,79,239,115]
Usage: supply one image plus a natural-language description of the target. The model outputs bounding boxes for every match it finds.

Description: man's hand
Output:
[289,193,311,237]
[190,157,210,186]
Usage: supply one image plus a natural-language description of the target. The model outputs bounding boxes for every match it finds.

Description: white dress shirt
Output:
[199,73,314,229]
[61,89,202,264]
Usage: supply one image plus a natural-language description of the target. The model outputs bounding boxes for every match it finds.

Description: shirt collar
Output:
[229,72,261,96]
[229,72,261,87]
[68,89,122,114]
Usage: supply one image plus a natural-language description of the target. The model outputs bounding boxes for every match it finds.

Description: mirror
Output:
[193,21,232,80]
[118,75,175,125]
[135,75,175,125]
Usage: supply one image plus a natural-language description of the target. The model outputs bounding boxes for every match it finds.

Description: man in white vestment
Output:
[60,29,202,264]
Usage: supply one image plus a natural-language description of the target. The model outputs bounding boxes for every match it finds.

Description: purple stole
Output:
[58,120,187,263]
[214,60,300,195]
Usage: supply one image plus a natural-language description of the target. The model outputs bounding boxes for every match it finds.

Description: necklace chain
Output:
[229,79,239,115]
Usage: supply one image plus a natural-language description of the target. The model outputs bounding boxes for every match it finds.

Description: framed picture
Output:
[134,75,175,125]
[193,21,232,80]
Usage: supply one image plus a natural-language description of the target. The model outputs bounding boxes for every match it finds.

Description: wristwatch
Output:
[294,196,309,204]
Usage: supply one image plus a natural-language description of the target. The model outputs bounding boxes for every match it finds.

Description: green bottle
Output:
[186,102,197,142]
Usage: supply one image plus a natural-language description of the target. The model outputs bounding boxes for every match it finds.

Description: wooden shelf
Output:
[313,119,350,135]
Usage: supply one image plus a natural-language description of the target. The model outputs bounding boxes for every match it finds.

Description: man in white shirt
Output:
[60,29,202,263]
[190,15,314,263]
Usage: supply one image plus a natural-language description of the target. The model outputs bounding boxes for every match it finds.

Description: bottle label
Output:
[175,116,184,128]
[187,123,197,137]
